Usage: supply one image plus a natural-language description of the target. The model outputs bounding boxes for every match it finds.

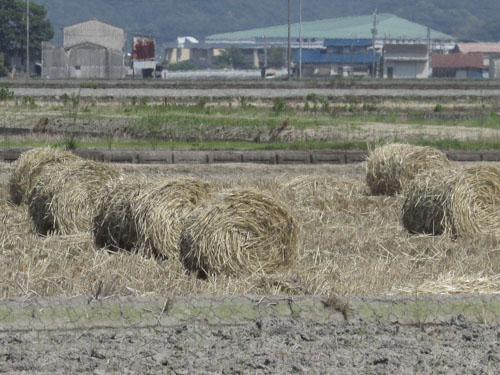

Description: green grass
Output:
[1,138,498,151]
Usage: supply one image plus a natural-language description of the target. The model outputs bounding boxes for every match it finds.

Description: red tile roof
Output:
[431,53,487,69]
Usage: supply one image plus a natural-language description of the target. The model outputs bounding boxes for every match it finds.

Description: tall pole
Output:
[371,9,377,78]
[287,0,291,80]
[26,0,30,79]
[299,0,302,80]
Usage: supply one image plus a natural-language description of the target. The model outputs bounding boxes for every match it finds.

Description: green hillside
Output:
[36,0,500,47]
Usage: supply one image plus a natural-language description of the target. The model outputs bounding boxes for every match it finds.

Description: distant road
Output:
[10,87,500,98]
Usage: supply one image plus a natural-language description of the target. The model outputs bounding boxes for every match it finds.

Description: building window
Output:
[75,65,81,70]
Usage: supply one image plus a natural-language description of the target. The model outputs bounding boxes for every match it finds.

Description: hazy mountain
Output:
[37,0,500,48]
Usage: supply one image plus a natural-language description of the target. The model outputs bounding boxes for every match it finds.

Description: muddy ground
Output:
[1,318,497,374]
[0,295,499,374]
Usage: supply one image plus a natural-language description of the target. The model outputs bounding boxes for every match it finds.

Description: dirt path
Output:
[11,87,500,98]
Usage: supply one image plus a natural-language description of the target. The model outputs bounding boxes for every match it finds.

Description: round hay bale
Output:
[93,176,153,252]
[135,178,211,258]
[180,189,299,277]
[8,147,80,205]
[402,165,500,237]
[366,143,450,196]
[29,160,121,235]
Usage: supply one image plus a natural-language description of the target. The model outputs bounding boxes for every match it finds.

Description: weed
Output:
[238,96,249,109]
[61,132,80,150]
[434,103,443,112]
[321,97,330,113]
[80,81,98,89]
[61,93,70,105]
[198,96,209,108]
[306,93,319,103]
[131,96,137,106]
[0,87,14,101]
[303,101,310,112]
[23,96,36,107]
[272,97,287,113]
[321,296,351,320]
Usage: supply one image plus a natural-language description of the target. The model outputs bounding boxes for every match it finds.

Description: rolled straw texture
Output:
[180,189,299,277]
[366,143,450,196]
[8,147,80,205]
[29,160,120,235]
[402,165,500,237]
[134,178,211,258]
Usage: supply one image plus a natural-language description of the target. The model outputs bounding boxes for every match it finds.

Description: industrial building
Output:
[165,14,454,73]
[42,19,126,79]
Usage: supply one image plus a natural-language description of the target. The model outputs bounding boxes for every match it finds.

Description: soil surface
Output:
[0,295,499,374]
[1,315,498,374]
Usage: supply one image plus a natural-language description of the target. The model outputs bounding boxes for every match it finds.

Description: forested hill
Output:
[37,0,500,45]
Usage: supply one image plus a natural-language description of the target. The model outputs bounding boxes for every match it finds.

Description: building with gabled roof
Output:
[42,19,126,79]
[431,53,488,78]
[383,44,429,79]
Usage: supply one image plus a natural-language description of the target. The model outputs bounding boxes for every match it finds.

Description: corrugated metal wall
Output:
[64,20,125,52]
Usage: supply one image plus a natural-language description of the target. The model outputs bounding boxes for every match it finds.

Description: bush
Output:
[0,87,14,101]
[167,61,198,71]
[272,97,287,113]
[434,103,443,112]
[306,93,319,103]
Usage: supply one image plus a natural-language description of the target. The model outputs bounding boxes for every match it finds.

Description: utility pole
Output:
[287,0,291,80]
[371,9,377,78]
[299,0,302,79]
[26,0,30,79]
[427,27,431,78]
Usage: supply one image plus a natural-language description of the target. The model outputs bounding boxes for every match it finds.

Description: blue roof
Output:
[293,50,381,64]
[324,38,372,47]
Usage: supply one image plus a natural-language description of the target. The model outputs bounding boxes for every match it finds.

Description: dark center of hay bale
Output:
[402,165,500,237]
[8,147,80,205]
[366,143,450,196]
[93,176,153,253]
[179,189,299,277]
[28,160,121,235]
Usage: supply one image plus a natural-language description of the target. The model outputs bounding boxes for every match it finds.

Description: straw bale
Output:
[29,160,121,235]
[8,147,80,205]
[93,176,153,252]
[402,165,500,237]
[366,143,450,196]
[180,189,299,277]
[135,178,211,258]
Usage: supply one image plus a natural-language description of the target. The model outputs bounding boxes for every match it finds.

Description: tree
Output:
[0,0,53,67]
[215,46,247,69]
[267,46,286,68]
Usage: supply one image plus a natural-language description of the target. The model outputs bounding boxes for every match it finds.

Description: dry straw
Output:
[29,160,120,235]
[93,176,153,252]
[180,189,299,277]
[135,178,211,258]
[8,147,80,205]
[402,165,500,237]
[366,143,450,196]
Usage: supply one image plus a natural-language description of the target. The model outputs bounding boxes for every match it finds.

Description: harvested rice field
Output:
[1,159,499,298]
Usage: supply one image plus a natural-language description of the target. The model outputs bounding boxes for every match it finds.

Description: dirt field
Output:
[0,295,498,374]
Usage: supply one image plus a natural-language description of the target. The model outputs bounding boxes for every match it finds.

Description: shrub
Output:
[272,97,287,113]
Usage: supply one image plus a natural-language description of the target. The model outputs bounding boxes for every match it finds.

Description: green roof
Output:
[207,13,453,40]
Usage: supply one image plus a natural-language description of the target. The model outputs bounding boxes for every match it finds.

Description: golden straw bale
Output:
[402,165,500,237]
[135,178,211,258]
[93,176,153,252]
[29,160,121,235]
[180,189,299,277]
[366,143,450,196]
[8,147,80,205]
